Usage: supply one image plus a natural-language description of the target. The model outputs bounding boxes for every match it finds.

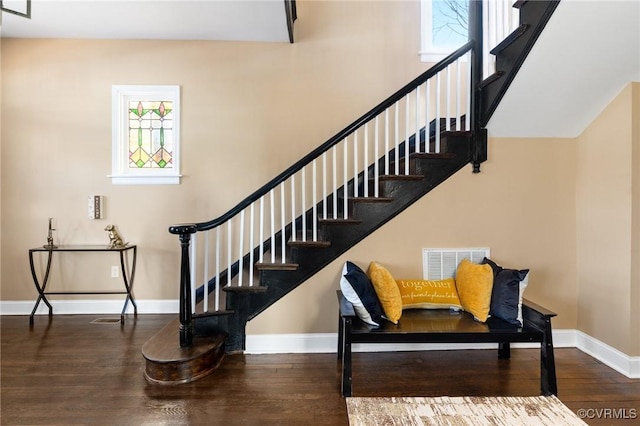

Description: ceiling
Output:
[2,1,639,139]
[0,0,291,42]
[488,0,640,138]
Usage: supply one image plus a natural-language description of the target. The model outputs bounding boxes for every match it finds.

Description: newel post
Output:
[169,224,198,347]
[469,0,487,173]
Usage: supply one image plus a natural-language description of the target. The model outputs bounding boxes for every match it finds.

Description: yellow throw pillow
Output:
[367,261,402,324]
[396,278,463,310]
[455,258,494,322]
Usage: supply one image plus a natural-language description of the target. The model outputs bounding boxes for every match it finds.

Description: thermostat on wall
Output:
[88,195,104,219]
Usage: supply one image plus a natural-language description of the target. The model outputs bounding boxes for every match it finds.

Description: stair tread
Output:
[223,285,268,293]
[318,217,362,225]
[379,174,424,181]
[142,317,226,384]
[479,71,505,89]
[411,152,457,160]
[193,309,235,318]
[513,0,526,9]
[288,239,331,248]
[490,24,529,55]
[351,196,394,203]
[255,262,299,271]
[142,318,226,363]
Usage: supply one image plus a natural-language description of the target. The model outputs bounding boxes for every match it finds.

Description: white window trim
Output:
[419,0,468,63]
[110,85,181,185]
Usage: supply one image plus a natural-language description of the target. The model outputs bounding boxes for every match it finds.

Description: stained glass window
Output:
[111,86,181,185]
[128,100,173,169]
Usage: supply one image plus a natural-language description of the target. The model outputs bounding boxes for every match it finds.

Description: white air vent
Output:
[423,248,490,280]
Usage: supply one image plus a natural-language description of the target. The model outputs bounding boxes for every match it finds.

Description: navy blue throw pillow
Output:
[340,261,383,327]
[482,257,529,326]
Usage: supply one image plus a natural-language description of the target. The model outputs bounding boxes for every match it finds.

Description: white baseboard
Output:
[246,329,576,355]
[246,329,638,379]
[575,330,640,379]
[0,299,179,315]
[2,300,637,379]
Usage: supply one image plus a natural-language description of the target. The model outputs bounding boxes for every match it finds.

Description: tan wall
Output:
[576,83,638,355]
[631,83,640,355]
[0,1,584,342]
[0,0,428,300]
[249,136,579,333]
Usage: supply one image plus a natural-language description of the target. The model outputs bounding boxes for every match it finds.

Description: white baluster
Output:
[456,59,462,131]
[322,152,327,220]
[466,52,472,131]
[384,109,390,175]
[332,146,338,219]
[343,137,348,219]
[249,203,254,287]
[270,188,275,263]
[446,65,451,131]
[238,210,244,286]
[312,159,318,242]
[227,219,232,286]
[280,182,286,264]
[190,233,197,313]
[363,123,369,198]
[353,130,358,197]
[204,230,209,312]
[436,72,441,153]
[394,102,399,174]
[301,167,307,241]
[215,227,220,310]
[374,116,379,197]
[415,85,421,153]
[425,79,431,152]
[405,94,410,175]
[259,197,264,263]
[483,0,491,78]
[291,176,296,242]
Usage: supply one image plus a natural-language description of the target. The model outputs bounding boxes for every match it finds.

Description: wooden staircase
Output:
[142,0,561,385]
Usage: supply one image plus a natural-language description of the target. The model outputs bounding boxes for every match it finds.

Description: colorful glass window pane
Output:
[128,100,174,169]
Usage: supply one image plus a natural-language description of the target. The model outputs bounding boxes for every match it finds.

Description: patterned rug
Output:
[346,396,587,426]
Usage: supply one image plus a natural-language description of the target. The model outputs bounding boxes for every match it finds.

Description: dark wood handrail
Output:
[285,0,297,44]
[182,40,475,234]
[171,1,484,348]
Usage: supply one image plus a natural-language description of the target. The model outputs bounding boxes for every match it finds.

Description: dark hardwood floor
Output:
[1,314,638,425]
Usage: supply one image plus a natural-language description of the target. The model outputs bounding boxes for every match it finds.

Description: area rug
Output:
[346,396,587,426]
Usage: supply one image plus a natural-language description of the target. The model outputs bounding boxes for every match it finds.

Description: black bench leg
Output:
[341,317,353,397]
[498,342,511,359]
[540,318,558,396]
[337,312,344,360]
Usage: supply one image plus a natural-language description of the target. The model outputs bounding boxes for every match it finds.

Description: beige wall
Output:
[1,0,428,300]
[576,82,639,356]
[249,136,579,333]
[4,1,635,356]
[632,83,640,355]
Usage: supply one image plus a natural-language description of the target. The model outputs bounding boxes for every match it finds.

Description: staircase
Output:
[142,0,560,385]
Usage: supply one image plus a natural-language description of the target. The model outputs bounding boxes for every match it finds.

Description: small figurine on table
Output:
[104,224,128,249]
[43,217,58,249]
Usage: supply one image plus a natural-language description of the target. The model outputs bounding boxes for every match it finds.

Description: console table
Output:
[28,245,138,325]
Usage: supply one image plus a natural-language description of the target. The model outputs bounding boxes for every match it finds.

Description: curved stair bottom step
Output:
[142,318,226,385]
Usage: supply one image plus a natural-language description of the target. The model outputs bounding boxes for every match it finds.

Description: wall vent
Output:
[422,247,490,280]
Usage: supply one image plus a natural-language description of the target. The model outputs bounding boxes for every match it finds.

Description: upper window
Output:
[111,85,181,185]
[420,0,469,62]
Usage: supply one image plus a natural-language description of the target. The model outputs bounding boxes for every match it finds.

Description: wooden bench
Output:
[337,290,558,397]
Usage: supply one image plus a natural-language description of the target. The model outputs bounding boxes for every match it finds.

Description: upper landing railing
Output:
[170,1,520,347]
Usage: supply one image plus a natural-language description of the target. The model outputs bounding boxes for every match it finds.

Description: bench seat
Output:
[337,290,557,397]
